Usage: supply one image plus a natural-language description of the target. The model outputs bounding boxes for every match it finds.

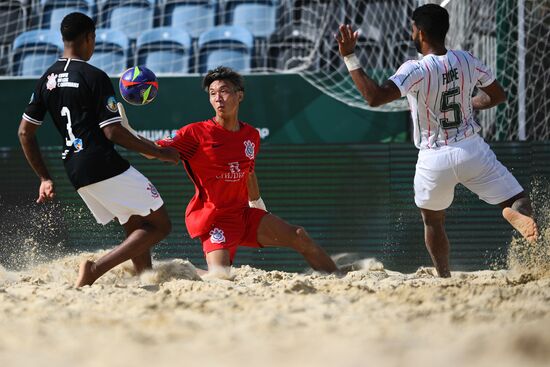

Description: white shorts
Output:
[414,134,523,211]
[77,166,164,225]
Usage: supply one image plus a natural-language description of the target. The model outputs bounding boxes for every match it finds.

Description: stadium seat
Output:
[198,25,253,73]
[0,1,27,48]
[267,26,319,71]
[98,0,155,40]
[221,1,278,39]
[88,28,129,75]
[161,0,216,39]
[39,0,95,30]
[11,29,64,76]
[136,27,192,74]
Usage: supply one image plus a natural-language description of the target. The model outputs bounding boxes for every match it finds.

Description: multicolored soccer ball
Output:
[119,66,158,105]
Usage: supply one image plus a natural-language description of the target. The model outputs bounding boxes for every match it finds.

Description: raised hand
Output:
[335,24,359,57]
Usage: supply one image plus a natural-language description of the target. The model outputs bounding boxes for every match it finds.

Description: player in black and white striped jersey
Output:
[336,4,538,277]
[17,12,179,287]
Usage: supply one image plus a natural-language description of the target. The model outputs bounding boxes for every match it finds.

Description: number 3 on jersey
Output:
[439,87,462,129]
[61,106,83,153]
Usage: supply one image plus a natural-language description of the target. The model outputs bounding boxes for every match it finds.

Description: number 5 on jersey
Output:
[439,87,462,129]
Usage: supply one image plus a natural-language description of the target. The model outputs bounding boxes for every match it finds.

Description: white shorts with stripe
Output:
[414,134,523,211]
[77,166,164,225]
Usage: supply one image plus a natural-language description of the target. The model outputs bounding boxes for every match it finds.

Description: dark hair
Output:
[412,4,449,44]
[60,12,95,42]
[202,66,244,92]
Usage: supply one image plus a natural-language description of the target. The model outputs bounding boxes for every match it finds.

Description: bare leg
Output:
[420,208,451,278]
[257,214,338,273]
[499,192,538,242]
[75,205,172,287]
[122,215,153,274]
[202,249,232,278]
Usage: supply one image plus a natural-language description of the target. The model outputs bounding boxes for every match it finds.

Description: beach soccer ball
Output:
[119,66,158,105]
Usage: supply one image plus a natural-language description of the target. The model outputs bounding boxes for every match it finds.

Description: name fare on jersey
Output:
[442,68,459,85]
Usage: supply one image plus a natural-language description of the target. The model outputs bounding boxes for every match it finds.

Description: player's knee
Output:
[291,226,312,252]
[421,212,445,227]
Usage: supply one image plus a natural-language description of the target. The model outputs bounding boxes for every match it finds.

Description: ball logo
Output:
[209,228,226,244]
[244,140,255,159]
[46,73,57,91]
[106,96,118,113]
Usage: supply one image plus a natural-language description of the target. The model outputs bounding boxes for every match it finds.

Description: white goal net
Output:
[1,0,548,140]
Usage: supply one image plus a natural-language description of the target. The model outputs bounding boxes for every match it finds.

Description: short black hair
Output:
[60,12,95,42]
[412,4,449,44]
[202,66,244,92]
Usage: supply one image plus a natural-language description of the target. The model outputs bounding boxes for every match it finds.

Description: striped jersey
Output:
[389,50,495,149]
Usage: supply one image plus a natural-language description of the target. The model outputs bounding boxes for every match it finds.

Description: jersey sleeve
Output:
[472,56,496,88]
[92,71,123,128]
[22,77,47,126]
[156,125,199,161]
[389,60,425,97]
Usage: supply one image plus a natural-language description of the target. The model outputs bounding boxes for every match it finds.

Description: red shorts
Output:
[200,207,268,263]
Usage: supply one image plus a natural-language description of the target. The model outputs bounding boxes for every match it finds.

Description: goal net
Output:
[1,0,548,140]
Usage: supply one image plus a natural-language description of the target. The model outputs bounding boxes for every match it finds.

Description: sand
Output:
[1,238,550,367]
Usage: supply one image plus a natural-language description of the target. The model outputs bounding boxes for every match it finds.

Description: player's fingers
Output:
[347,25,354,40]
[353,31,359,41]
[339,24,347,41]
[36,193,45,203]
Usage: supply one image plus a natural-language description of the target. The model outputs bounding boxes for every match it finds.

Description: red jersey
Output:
[157,119,260,238]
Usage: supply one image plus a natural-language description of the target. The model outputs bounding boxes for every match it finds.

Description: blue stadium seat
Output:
[98,0,155,40]
[198,25,253,73]
[136,27,192,74]
[11,29,63,76]
[0,1,27,46]
[40,0,95,30]
[161,0,215,39]
[88,28,129,75]
[221,1,278,38]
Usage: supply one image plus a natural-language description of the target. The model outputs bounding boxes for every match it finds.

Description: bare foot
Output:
[502,207,539,243]
[75,260,97,287]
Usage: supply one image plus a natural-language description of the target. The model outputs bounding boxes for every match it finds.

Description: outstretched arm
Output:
[102,123,179,164]
[472,80,506,110]
[335,25,401,107]
[18,119,55,203]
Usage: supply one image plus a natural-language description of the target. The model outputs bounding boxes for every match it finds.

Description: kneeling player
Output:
[154,67,338,274]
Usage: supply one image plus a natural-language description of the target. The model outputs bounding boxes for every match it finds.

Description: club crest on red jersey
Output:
[244,140,255,159]
[209,228,226,244]
[46,73,57,90]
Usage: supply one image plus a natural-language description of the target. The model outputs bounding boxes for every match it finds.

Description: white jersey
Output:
[389,50,495,150]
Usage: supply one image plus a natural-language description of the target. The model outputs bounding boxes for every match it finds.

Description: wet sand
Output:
[1,242,550,367]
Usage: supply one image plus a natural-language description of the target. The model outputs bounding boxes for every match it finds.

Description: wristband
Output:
[344,53,361,71]
[249,197,267,211]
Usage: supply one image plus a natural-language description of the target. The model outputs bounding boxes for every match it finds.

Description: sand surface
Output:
[1,235,550,367]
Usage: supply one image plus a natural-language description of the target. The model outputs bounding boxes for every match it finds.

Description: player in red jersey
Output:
[155,67,338,274]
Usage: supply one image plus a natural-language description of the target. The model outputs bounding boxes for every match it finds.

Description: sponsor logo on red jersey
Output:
[216,162,245,182]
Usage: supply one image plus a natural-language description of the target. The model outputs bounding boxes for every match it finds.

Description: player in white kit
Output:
[335,4,538,277]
